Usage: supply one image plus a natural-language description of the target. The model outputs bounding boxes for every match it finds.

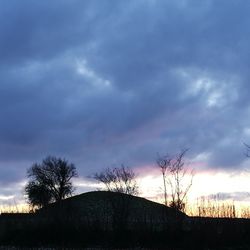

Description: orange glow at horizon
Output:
[137,167,250,204]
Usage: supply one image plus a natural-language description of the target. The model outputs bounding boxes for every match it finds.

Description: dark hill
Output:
[1,192,250,248]
[38,191,186,231]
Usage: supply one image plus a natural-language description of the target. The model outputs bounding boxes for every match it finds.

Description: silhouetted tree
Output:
[156,153,171,206]
[157,149,194,212]
[94,165,138,232]
[93,165,138,195]
[25,156,78,208]
[25,181,52,208]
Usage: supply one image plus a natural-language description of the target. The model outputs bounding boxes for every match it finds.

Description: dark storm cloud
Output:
[1,0,250,196]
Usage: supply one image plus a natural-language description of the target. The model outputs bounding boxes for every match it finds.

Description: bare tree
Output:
[93,165,139,195]
[93,165,139,231]
[168,149,194,211]
[156,153,171,206]
[157,149,194,212]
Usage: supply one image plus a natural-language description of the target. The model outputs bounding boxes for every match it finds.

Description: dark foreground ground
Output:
[1,216,250,250]
[1,192,250,249]
[0,247,249,250]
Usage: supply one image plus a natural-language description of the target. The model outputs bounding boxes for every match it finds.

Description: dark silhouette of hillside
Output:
[1,191,250,249]
[39,191,186,229]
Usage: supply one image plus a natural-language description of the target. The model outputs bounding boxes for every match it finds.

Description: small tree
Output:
[157,149,194,212]
[93,165,138,231]
[156,153,171,206]
[93,165,139,195]
[168,149,194,211]
[25,156,78,208]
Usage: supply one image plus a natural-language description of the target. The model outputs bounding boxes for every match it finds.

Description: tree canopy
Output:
[25,156,78,208]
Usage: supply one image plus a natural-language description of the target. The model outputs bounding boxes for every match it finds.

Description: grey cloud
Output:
[1,0,250,193]
[206,192,250,202]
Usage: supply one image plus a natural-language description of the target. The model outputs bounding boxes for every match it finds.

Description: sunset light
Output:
[1,1,250,248]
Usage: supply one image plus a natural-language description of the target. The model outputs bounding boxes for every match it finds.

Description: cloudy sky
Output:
[1,0,250,205]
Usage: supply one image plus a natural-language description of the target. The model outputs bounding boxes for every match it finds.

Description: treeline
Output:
[22,150,194,213]
[187,198,250,218]
[2,150,250,219]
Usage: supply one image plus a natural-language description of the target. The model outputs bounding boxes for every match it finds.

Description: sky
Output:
[1,0,250,206]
